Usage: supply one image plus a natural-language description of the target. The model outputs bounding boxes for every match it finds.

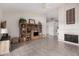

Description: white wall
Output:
[3,11,46,38]
[0,9,3,20]
[0,9,3,39]
[58,3,79,41]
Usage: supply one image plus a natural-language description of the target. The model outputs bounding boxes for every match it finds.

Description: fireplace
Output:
[34,32,39,36]
[64,34,78,43]
[31,30,40,40]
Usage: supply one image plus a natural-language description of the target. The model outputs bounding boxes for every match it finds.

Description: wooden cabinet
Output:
[0,40,10,55]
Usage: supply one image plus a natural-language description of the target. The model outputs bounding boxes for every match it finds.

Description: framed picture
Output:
[29,19,35,24]
[66,8,75,24]
[1,21,6,28]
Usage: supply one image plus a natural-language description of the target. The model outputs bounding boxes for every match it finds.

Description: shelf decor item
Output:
[29,19,35,24]
[66,8,75,24]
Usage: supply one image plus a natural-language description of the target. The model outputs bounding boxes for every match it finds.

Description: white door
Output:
[47,21,58,36]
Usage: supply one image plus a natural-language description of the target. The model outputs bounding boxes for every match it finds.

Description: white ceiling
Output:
[0,3,64,18]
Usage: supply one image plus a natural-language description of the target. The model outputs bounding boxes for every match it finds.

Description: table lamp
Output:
[0,28,8,40]
[1,28,8,34]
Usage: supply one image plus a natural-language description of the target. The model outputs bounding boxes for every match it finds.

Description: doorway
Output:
[46,18,58,40]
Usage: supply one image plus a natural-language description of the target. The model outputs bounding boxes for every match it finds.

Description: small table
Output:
[0,40,10,55]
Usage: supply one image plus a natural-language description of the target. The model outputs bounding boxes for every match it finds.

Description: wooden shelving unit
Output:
[19,19,42,42]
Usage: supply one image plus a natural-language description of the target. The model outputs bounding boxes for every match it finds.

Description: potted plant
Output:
[19,18,26,23]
